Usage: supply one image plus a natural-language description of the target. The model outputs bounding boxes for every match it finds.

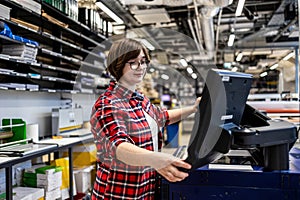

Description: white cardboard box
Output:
[74,165,94,193]
[37,170,62,191]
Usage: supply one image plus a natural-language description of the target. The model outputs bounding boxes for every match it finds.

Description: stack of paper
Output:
[26,84,39,91]
[0,4,11,19]
[13,187,44,200]
[2,43,37,62]
[0,83,26,90]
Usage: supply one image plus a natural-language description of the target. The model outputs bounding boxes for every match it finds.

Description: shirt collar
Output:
[108,80,144,101]
[132,91,144,101]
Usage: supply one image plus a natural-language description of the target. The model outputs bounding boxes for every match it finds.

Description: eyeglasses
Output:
[127,60,150,70]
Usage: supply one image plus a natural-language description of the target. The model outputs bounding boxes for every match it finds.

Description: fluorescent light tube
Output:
[149,68,155,73]
[270,63,278,70]
[227,34,235,47]
[180,58,188,67]
[161,74,169,80]
[186,66,193,74]
[96,1,124,24]
[191,73,198,79]
[235,0,245,16]
[141,39,155,51]
[283,52,295,60]
[231,67,238,72]
[260,71,268,77]
[236,52,243,61]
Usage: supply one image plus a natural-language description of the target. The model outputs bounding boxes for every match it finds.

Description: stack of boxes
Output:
[74,165,94,194]
[63,142,96,194]
[13,160,32,187]
[23,165,63,200]
[51,157,76,200]
[0,161,32,198]
[36,166,62,200]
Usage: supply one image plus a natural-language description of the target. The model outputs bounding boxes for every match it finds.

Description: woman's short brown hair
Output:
[106,38,150,81]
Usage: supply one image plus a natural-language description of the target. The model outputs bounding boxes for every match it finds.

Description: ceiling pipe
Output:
[189,0,212,60]
[120,0,193,6]
[188,0,232,61]
[187,17,203,52]
[272,17,298,42]
[218,22,254,32]
[194,18,205,51]
[215,8,223,63]
[193,0,204,50]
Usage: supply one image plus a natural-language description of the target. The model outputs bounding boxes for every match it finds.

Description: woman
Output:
[90,38,200,199]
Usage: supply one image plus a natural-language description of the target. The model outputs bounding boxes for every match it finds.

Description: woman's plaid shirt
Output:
[90,81,169,199]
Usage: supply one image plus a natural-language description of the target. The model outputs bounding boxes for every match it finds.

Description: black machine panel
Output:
[184,69,298,171]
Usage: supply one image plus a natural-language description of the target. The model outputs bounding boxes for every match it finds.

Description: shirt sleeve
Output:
[90,99,134,159]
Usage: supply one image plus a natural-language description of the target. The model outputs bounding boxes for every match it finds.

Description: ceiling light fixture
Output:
[186,66,193,74]
[235,0,245,16]
[260,71,268,77]
[227,34,235,47]
[180,58,188,67]
[231,67,238,72]
[161,74,169,80]
[236,28,251,32]
[236,52,243,61]
[270,63,279,70]
[191,73,197,79]
[140,39,155,51]
[95,1,124,24]
[283,52,295,60]
[149,68,155,73]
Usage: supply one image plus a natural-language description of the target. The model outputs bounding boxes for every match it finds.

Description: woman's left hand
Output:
[192,97,201,113]
[155,155,191,182]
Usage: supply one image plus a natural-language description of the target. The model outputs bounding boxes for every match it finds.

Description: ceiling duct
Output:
[199,6,219,57]
[188,0,232,61]
[196,0,233,7]
[120,0,193,6]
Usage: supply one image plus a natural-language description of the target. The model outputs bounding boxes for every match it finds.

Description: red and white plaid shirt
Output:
[90,81,169,199]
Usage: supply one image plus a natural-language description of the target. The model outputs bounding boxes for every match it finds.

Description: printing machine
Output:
[51,107,91,137]
[159,69,300,200]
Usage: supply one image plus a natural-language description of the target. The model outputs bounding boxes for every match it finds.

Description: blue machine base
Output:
[161,165,300,200]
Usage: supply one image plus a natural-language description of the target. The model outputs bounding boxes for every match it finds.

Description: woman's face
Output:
[118,50,148,90]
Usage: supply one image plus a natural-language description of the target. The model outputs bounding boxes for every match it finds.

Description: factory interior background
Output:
[0,0,299,199]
